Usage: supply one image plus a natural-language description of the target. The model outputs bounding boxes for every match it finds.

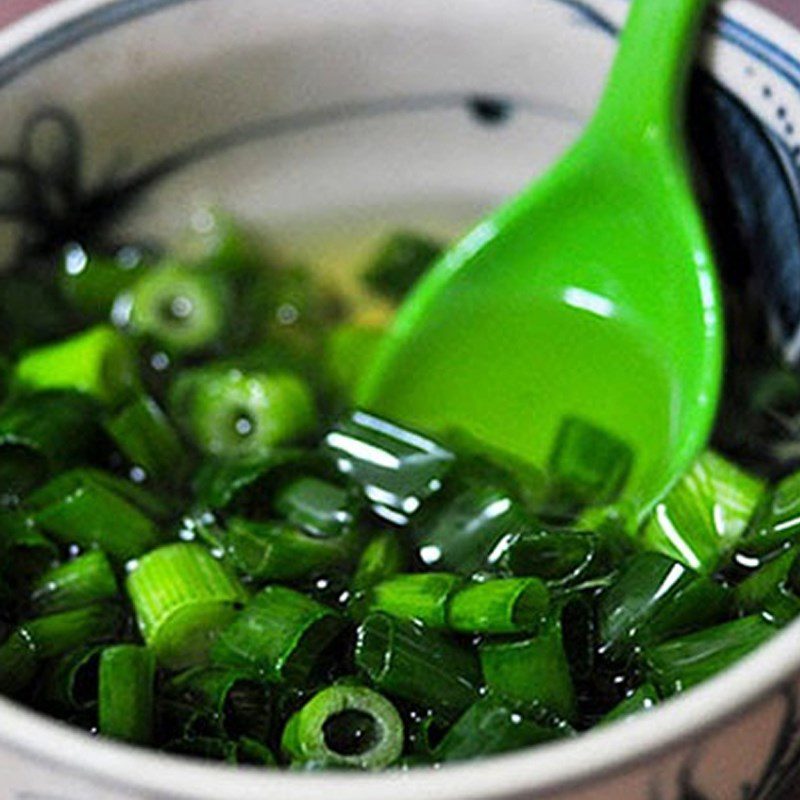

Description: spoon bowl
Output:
[360,0,724,514]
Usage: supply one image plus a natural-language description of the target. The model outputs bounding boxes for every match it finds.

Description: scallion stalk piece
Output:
[362,232,442,301]
[479,616,577,722]
[59,243,146,318]
[171,368,316,458]
[601,683,659,724]
[548,417,634,509]
[364,573,462,628]
[105,395,186,485]
[212,585,343,684]
[433,694,572,762]
[642,451,764,573]
[414,483,530,574]
[127,261,228,353]
[322,410,454,525]
[164,666,271,742]
[37,645,103,712]
[98,645,156,745]
[274,477,361,538]
[351,532,406,595]
[354,613,481,720]
[0,604,121,695]
[27,469,162,565]
[0,391,100,502]
[597,553,728,657]
[223,517,362,582]
[498,527,630,590]
[15,325,138,405]
[734,547,798,621]
[191,447,308,512]
[448,578,548,634]
[725,469,800,582]
[644,616,776,696]
[281,684,404,770]
[127,543,247,669]
[30,551,118,616]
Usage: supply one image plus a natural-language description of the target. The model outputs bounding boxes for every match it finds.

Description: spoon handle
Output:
[591,0,714,148]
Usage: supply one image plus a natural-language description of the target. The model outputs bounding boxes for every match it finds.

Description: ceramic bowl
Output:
[2,1,800,798]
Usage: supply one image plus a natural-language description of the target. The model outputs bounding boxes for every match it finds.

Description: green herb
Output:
[448,578,549,634]
[362,233,442,301]
[30,551,118,616]
[281,684,404,769]
[355,613,481,721]
[212,585,344,684]
[15,325,138,405]
[98,645,156,745]
[127,543,247,669]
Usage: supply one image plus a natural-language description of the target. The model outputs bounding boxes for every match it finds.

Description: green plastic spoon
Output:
[359,0,723,516]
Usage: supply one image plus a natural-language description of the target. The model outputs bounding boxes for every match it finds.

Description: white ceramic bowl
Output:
[2,1,800,798]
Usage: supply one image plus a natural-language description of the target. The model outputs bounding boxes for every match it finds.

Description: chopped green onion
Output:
[414,484,530,574]
[212,585,344,684]
[325,323,386,401]
[364,573,462,628]
[480,616,577,722]
[171,368,316,459]
[644,616,776,696]
[601,683,659,725]
[165,666,271,742]
[126,261,228,353]
[362,232,442,301]
[30,551,118,616]
[499,527,631,590]
[0,391,100,502]
[322,410,454,525]
[597,552,728,657]
[88,468,172,520]
[281,684,404,770]
[642,451,765,573]
[735,547,797,615]
[15,325,138,405]
[725,469,800,582]
[36,645,103,712]
[448,578,549,634]
[178,211,261,276]
[548,417,634,509]
[223,517,363,582]
[0,604,121,695]
[261,264,342,351]
[27,469,162,565]
[105,395,186,485]
[354,613,481,720]
[433,694,572,762]
[191,448,308,512]
[98,645,156,745]
[351,532,406,595]
[274,477,361,538]
[127,543,247,669]
[59,243,146,318]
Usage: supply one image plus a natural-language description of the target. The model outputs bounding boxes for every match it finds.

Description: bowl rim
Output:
[1,0,800,797]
